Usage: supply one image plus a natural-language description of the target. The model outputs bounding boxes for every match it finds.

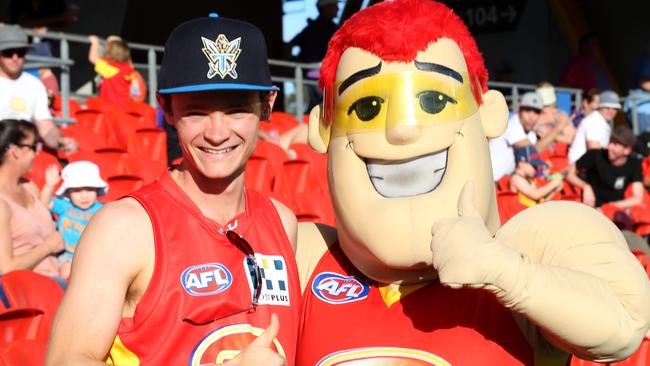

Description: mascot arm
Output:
[432,184,650,361]
[493,202,650,361]
[296,222,338,292]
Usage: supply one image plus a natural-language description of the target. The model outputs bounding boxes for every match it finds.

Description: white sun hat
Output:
[56,161,108,196]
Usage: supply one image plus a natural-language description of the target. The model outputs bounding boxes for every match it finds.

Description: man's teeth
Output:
[199,146,235,155]
[366,150,448,198]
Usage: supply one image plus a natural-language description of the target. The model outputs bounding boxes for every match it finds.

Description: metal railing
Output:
[17,26,646,133]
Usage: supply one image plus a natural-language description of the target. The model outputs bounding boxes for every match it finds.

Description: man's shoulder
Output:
[16,72,44,86]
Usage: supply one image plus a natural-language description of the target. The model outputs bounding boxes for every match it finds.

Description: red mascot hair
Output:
[320,0,487,103]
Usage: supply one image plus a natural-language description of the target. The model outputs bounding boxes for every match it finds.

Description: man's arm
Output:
[609,181,645,209]
[33,119,76,151]
[566,161,596,207]
[45,198,153,365]
[271,199,298,252]
[587,140,602,150]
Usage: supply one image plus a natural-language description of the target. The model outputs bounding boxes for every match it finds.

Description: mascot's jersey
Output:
[106,174,301,365]
[297,244,535,366]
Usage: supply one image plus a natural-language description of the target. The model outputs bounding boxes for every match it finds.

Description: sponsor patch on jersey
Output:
[180,263,232,296]
[312,271,370,304]
[190,323,285,365]
[316,347,451,365]
[244,254,290,306]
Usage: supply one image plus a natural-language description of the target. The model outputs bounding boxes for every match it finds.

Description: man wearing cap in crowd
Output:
[489,91,543,181]
[47,13,300,366]
[0,25,76,152]
[534,82,575,150]
[568,125,644,209]
[568,90,622,163]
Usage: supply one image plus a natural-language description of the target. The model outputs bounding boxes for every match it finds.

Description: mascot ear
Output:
[308,105,330,153]
[479,90,508,139]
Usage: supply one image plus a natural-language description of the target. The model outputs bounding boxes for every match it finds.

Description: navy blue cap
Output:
[514,145,546,168]
[158,14,279,94]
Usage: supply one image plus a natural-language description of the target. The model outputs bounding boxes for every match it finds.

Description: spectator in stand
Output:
[534,83,575,149]
[40,161,107,279]
[0,119,64,284]
[568,90,621,164]
[288,0,339,112]
[88,34,137,106]
[567,126,643,209]
[509,145,564,207]
[572,88,600,128]
[489,92,542,181]
[9,0,79,32]
[0,25,77,152]
[624,64,650,133]
[561,33,612,92]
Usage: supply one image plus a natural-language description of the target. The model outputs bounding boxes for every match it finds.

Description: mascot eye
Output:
[347,96,384,121]
[417,91,456,115]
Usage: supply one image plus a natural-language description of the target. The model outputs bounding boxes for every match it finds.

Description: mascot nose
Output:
[386,124,421,145]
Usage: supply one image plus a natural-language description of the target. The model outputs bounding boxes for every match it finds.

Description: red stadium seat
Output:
[61,123,107,153]
[260,111,299,135]
[67,149,135,180]
[101,175,145,202]
[74,110,119,149]
[0,306,43,350]
[23,151,61,191]
[294,191,336,227]
[127,128,167,170]
[496,175,511,192]
[84,97,120,112]
[0,338,47,366]
[123,101,157,129]
[547,154,569,173]
[52,96,82,118]
[569,356,605,365]
[0,271,63,343]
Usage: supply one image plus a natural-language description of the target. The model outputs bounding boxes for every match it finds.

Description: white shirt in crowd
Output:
[489,113,537,181]
[0,72,52,122]
[568,110,611,163]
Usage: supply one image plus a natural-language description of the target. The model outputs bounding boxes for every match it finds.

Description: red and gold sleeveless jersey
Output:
[297,244,535,366]
[106,173,301,365]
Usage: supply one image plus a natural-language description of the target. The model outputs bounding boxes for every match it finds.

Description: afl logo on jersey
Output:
[312,272,370,304]
[181,263,232,296]
[190,323,285,365]
[316,347,451,365]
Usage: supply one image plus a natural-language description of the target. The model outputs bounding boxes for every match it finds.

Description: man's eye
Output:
[347,96,384,121]
[417,91,456,115]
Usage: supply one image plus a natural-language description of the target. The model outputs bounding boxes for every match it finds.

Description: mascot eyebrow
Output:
[338,62,382,95]
[413,60,463,83]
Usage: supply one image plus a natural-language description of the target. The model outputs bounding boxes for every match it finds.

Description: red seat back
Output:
[102,175,145,202]
[1,271,63,342]
[0,338,47,366]
[23,151,61,191]
[260,112,299,135]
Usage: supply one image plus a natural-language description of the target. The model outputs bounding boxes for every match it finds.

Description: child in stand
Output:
[509,145,564,207]
[41,161,108,278]
[87,34,137,106]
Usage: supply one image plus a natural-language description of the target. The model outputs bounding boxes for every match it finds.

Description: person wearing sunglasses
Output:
[46,14,300,366]
[296,1,649,365]
[0,119,66,293]
[0,25,77,153]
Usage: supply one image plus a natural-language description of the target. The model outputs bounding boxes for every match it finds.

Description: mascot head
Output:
[308,0,508,284]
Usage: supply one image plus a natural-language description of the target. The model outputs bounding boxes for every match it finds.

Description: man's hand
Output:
[582,185,596,207]
[58,136,78,152]
[223,314,286,366]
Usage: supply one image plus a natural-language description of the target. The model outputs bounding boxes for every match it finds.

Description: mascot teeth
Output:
[366,149,448,198]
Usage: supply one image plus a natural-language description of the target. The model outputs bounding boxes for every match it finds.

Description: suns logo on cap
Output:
[201,34,241,80]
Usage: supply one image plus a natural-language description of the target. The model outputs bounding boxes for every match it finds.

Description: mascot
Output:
[295,0,650,365]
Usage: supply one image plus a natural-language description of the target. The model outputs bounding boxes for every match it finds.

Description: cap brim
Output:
[599,103,622,109]
[0,42,33,52]
[159,83,280,94]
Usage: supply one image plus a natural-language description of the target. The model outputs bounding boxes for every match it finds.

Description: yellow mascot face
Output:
[309,39,508,284]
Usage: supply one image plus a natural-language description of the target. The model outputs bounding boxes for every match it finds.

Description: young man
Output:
[0,25,76,151]
[46,14,300,366]
[489,91,543,181]
[568,90,622,163]
[568,125,644,208]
